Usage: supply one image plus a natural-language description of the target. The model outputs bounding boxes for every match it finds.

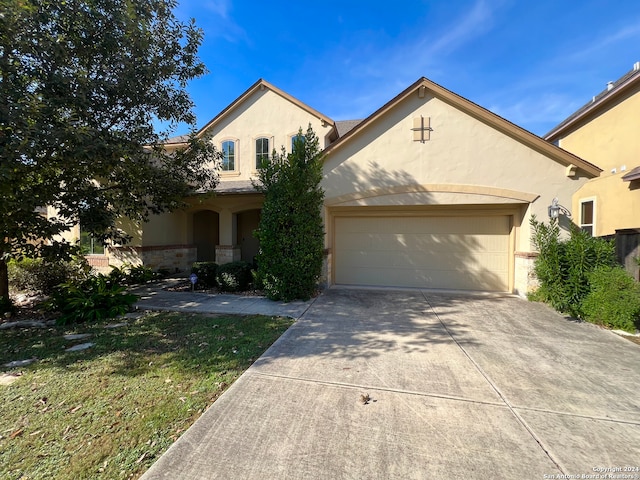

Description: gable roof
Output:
[197,79,337,139]
[323,77,602,177]
[545,62,640,141]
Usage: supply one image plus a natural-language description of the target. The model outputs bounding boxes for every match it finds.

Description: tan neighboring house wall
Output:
[545,62,640,238]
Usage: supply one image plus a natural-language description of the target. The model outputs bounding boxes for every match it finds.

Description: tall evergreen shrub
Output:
[253,125,325,301]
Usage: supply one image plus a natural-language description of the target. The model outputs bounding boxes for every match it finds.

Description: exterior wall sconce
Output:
[548,197,572,219]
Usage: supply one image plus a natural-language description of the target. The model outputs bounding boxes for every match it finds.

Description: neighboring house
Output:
[545,61,640,277]
[87,78,601,295]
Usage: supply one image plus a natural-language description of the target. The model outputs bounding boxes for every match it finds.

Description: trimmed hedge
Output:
[191,262,218,288]
[215,261,252,292]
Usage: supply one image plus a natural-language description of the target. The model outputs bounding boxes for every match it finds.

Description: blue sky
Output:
[172,0,640,137]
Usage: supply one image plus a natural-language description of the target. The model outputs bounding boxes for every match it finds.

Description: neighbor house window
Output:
[579,199,595,236]
[255,137,269,169]
[291,134,305,153]
[80,229,105,255]
[221,140,235,171]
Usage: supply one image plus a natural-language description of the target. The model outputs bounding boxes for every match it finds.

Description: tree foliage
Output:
[254,125,325,301]
[0,0,220,299]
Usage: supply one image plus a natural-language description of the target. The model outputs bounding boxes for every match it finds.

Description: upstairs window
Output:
[291,134,305,153]
[255,137,269,169]
[580,199,595,236]
[221,140,235,171]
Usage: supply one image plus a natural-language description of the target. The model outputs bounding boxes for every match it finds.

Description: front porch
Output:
[109,184,264,272]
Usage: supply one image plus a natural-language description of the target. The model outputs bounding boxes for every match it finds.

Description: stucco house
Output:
[545,61,640,277]
[92,77,600,295]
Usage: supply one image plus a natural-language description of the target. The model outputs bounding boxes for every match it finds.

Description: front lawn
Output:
[0,312,294,479]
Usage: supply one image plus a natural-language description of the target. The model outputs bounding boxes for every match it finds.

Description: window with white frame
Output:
[579,199,595,236]
[221,140,236,171]
[255,137,269,169]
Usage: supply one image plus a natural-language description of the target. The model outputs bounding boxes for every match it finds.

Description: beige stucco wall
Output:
[323,91,591,253]
[133,87,333,257]
[557,85,640,236]
[201,88,335,183]
[141,211,189,245]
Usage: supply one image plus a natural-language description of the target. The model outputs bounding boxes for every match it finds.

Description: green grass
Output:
[0,312,294,479]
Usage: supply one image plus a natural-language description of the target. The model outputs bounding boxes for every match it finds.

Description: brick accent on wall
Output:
[109,245,197,273]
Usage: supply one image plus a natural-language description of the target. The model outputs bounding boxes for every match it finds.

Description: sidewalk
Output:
[131,279,316,318]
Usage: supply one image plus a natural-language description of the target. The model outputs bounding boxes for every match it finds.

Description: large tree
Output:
[254,125,325,301]
[0,0,220,301]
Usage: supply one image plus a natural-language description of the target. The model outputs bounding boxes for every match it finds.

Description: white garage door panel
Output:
[334,215,510,291]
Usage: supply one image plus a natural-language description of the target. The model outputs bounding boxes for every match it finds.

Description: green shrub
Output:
[530,218,566,310]
[45,275,138,325]
[251,268,264,290]
[108,263,156,285]
[563,227,617,316]
[530,216,616,317]
[581,266,640,332]
[215,261,252,292]
[156,268,172,278]
[8,256,91,294]
[191,262,218,288]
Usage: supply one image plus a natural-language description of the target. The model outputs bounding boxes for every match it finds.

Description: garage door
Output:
[334,215,510,291]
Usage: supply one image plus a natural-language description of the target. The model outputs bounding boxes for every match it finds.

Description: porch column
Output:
[216,209,241,264]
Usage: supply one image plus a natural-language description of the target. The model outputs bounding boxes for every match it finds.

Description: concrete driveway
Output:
[142,289,640,479]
